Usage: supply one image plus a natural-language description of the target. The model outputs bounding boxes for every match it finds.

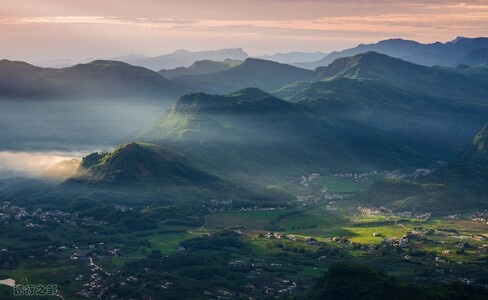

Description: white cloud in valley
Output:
[0,151,84,181]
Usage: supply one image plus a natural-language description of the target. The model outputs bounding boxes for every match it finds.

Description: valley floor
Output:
[0,173,487,299]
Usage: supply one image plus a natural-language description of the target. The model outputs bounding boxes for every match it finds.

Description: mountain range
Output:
[0,57,316,150]
[123,48,249,71]
[2,43,488,188]
[296,37,488,69]
[3,49,487,162]
[0,59,180,101]
[23,37,488,72]
[4,37,488,103]
[134,52,488,180]
[31,50,328,69]
[0,57,315,102]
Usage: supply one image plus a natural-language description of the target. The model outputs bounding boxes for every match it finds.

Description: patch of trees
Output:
[304,263,488,300]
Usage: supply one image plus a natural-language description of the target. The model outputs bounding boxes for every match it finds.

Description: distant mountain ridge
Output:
[124,48,249,71]
[258,51,328,64]
[158,59,243,79]
[16,36,488,71]
[172,58,315,94]
[296,37,488,69]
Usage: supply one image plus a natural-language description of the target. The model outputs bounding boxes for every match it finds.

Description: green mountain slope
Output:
[138,89,332,174]
[137,88,437,179]
[68,142,295,207]
[72,143,221,187]
[312,52,488,100]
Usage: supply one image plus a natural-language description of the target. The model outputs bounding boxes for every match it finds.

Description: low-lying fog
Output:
[0,151,87,181]
[0,98,171,181]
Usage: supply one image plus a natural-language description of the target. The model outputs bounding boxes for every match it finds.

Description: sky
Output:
[1,0,488,62]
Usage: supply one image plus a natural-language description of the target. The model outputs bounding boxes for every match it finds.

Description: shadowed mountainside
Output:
[0,59,186,101]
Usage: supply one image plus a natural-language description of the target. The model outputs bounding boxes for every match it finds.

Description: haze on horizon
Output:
[1,0,488,63]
